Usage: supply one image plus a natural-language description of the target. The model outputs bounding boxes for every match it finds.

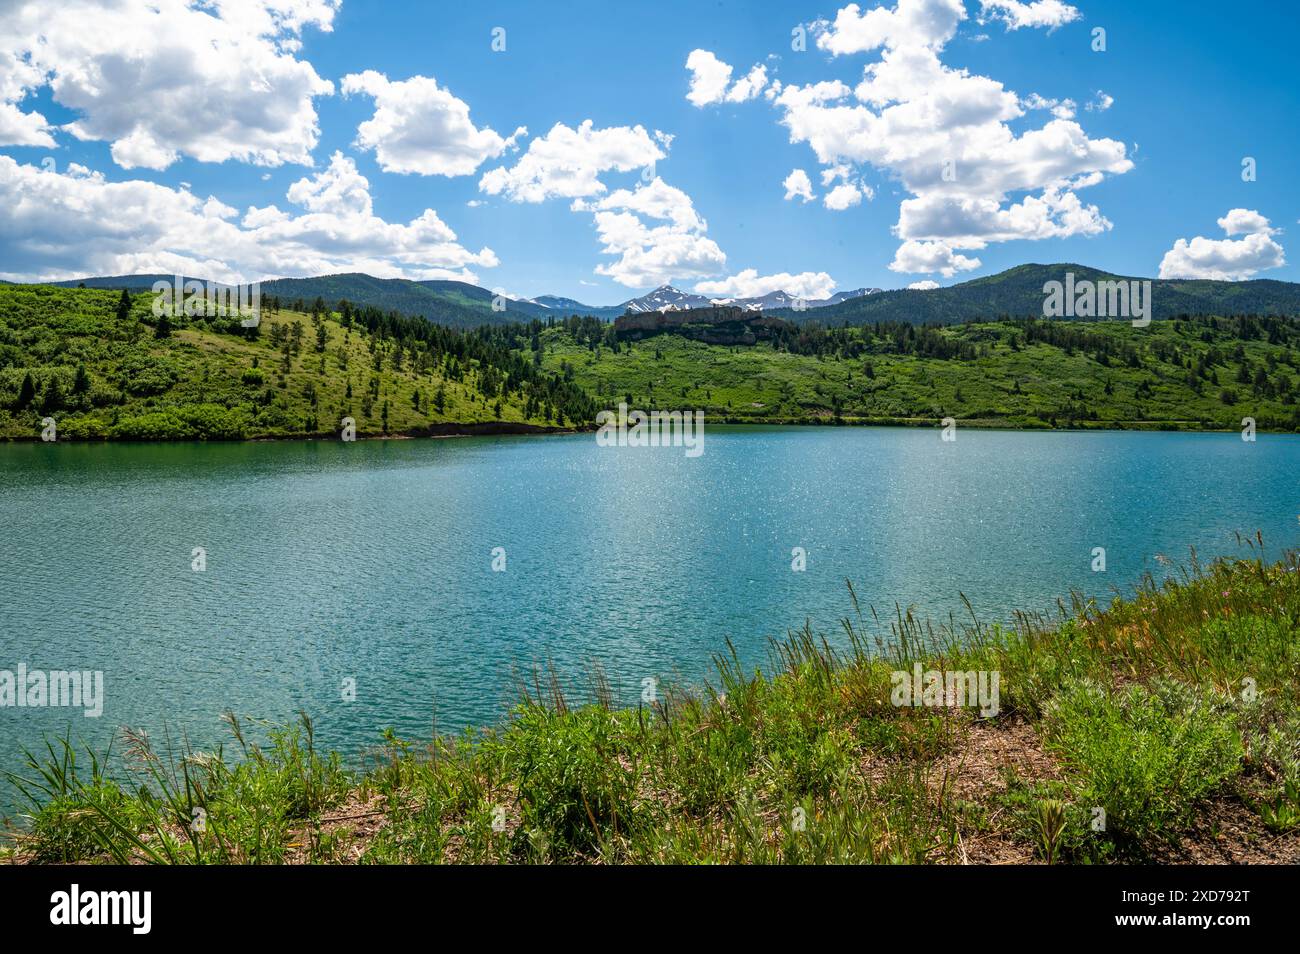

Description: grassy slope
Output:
[6,547,1299,864]
[0,285,558,440]
[540,319,1300,430]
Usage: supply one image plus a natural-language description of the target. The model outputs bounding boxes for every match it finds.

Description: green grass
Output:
[7,545,1298,865]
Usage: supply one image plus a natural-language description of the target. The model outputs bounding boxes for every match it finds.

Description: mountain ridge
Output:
[618,283,882,314]
[773,264,1300,324]
[38,264,1300,329]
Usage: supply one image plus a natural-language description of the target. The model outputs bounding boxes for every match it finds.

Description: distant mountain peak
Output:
[617,283,883,315]
[621,285,712,313]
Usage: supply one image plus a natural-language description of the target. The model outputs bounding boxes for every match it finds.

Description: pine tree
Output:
[116,288,132,322]
[15,372,35,409]
[41,375,64,413]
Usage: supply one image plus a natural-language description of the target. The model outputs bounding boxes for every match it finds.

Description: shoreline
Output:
[2,415,1297,444]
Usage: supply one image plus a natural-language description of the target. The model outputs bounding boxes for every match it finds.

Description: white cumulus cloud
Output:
[824,182,866,210]
[0,0,337,169]
[1086,90,1114,112]
[814,0,966,54]
[685,50,769,107]
[479,120,665,203]
[783,168,816,202]
[889,239,981,277]
[1158,209,1285,281]
[756,0,1132,273]
[342,71,525,177]
[1023,93,1077,120]
[1217,208,1278,237]
[576,177,726,287]
[0,153,498,284]
[480,121,732,289]
[978,0,1081,31]
[695,269,836,300]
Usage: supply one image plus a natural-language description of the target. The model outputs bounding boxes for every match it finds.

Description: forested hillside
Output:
[4,285,1300,440]
[772,264,1300,326]
[538,312,1300,431]
[0,285,594,440]
[52,273,544,329]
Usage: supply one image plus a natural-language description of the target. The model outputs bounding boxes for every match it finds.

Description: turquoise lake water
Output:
[1,426,1297,813]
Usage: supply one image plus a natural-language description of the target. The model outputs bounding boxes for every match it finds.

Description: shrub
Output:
[497,705,640,857]
[118,355,179,396]
[109,410,191,440]
[176,404,250,440]
[1042,678,1241,851]
[56,415,107,440]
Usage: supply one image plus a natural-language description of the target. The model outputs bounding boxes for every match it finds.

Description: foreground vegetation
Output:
[7,541,1298,864]
[541,312,1300,431]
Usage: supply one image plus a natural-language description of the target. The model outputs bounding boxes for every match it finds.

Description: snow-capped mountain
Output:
[523,295,624,320]
[711,286,884,311]
[821,287,883,306]
[716,290,805,311]
[619,284,713,313]
[528,295,589,310]
[530,283,886,317]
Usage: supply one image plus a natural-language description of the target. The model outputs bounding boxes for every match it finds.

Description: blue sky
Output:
[0,0,1295,302]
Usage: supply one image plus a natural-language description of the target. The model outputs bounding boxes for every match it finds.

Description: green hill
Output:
[773,264,1300,325]
[538,312,1300,431]
[259,273,553,326]
[5,285,1300,440]
[0,284,595,441]
[51,272,548,329]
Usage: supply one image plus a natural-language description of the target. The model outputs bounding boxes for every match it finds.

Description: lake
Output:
[1,426,1297,812]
